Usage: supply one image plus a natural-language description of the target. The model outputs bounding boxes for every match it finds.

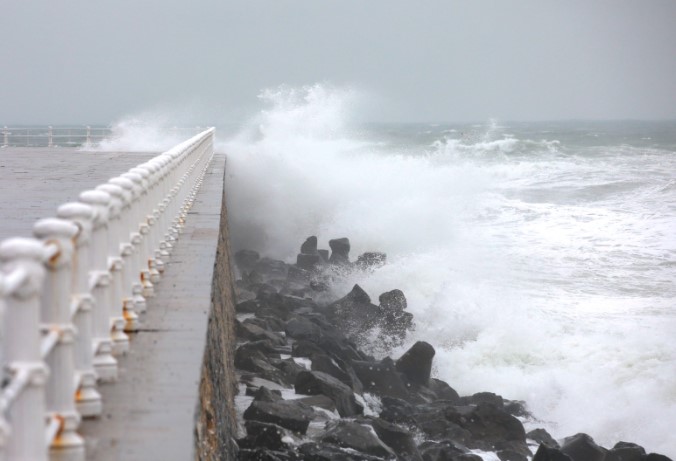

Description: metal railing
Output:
[0,128,215,460]
[0,126,206,148]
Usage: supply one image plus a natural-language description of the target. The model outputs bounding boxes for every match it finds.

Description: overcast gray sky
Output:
[2,0,675,124]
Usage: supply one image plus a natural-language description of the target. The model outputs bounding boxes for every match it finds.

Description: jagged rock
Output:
[298,442,383,461]
[418,440,473,461]
[287,265,311,285]
[364,416,422,461]
[444,403,528,453]
[379,289,407,311]
[292,340,326,358]
[460,391,504,407]
[320,420,395,459]
[235,340,280,368]
[241,420,295,451]
[328,238,351,265]
[254,257,289,278]
[297,253,321,270]
[646,454,674,461]
[498,449,529,461]
[311,354,363,393]
[295,394,337,412]
[504,400,529,418]
[428,378,460,403]
[395,341,435,387]
[295,370,363,417]
[606,442,646,461]
[235,249,260,272]
[236,299,260,313]
[532,444,573,461]
[560,433,606,461]
[301,236,318,254]
[285,316,322,342]
[237,321,286,346]
[252,386,283,402]
[324,284,380,337]
[243,400,315,434]
[352,358,410,399]
[379,396,417,426]
[356,252,387,269]
[310,280,329,292]
[527,428,560,449]
[238,448,288,461]
[273,357,307,384]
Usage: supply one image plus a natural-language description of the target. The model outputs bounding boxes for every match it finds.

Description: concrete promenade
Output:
[0,148,228,460]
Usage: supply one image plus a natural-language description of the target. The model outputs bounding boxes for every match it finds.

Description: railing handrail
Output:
[0,128,215,460]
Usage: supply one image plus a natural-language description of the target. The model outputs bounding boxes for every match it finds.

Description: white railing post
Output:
[120,172,154,299]
[128,167,161,286]
[55,203,101,418]
[77,191,117,382]
[33,219,85,461]
[96,183,138,335]
[0,238,49,461]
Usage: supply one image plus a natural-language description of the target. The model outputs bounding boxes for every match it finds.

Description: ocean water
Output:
[220,86,676,455]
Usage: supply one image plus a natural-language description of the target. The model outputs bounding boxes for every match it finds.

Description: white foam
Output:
[223,84,676,455]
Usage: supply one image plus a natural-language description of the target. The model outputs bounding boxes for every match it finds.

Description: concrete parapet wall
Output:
[195,160,238,460]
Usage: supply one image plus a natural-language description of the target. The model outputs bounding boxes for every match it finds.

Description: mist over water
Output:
[220,85,676,454]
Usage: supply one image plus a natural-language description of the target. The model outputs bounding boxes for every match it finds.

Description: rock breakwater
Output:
[232,237,672,461]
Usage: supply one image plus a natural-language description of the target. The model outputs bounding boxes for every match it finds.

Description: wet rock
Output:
[379,396,417,426]
[606,442,646,461]
[238,447,288,461]
[560,433,606,461]
[271,358,307,384]
[364,416,422,461]
[395,341,435,387]
[428,378,460,403]
[254,257,289,278]
[311,354,363,393]
[297,253,321,270]
[235,340,280,366]
[292,340,326,358]
[318,249,330,262]
[310,280,330,292]
[241,420,295,451]
[235,249,260,272]
[301,236,319,254]
[237,321,286,346]
[527,428,560,449]
[287,266,311,285]
[294,370,363,417]
[298,442,383,461]
[320,420,395,459]
[285,316,322,342]
[379,289,407,311]
[532,444,573,461]
[356,252,387,270]
[295,394,337,412]
[418,440,472,461]
[498,449,529,461]
[324,284,380,338]
[328,238,351,265]
[444,403,528,453]
[504,400,530,418]
[243,400,315,434]
[252,386,283,402]
[646,454,674,461]
[236,299,260,314]
[352,358,410,399]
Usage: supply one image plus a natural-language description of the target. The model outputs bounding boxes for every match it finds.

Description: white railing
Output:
[0,128,215,460]
[0,126,206,148]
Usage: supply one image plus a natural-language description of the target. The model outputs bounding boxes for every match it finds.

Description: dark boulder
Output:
[235,299,260,314]
[646,454,674,461]
[243,400,315,434]
[364,416,422,461]
[532,444,573,461]
[444,403,528,453]
[418,440,471,461]
[237,321,286,346]
[285,316,322,342]
[298,442,383,461]
[352,358,410,399]
[310,353,363,394]
[379,289,407,311]
[395,341,435,387]
[560,433,606,461]
[320,420,395,459]
[252,386,283,402]
[606,442,646,461]
[294,370,363,417]
[379,396,417,426]
[324,284,381,338]
[292,340,326,358]
[428,378,460,403]
[297,253,321,270]
[271,357,307,385]
[301,236,318,254]
[254,257,289,278]
[238,448,288,461]
[235,249,260,272]
[527,428,560,449]
[287,265,311,285]
[235,340,280,369]
[241,420,295,451]
[498,449,529,461]
[318,249,330,262]
[295,394,337,412]
[328,238,351,265]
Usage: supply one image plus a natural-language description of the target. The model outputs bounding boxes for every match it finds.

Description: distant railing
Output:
[0,126,206,148]
[0,128,215,460]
